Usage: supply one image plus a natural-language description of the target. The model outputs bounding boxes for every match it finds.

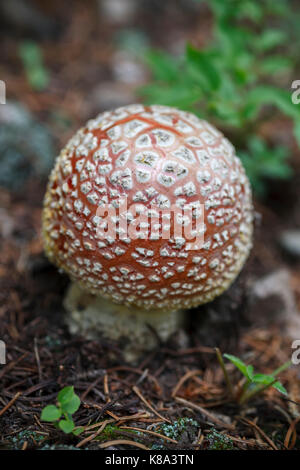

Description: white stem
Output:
[64,282,185,363]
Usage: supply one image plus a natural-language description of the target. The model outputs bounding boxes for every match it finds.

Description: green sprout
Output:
[216,348,291,405]
[41,386,83,435]
[19,40,49,91]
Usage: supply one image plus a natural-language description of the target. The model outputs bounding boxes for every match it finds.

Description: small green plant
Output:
[140,0,300,197]
[19,40,49,91]
[239,137,292,197]
[216,348,291,405]
[206,429,234,450]
[41,386,83,435]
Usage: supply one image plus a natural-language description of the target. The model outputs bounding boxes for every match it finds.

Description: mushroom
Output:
[42,104,253,361]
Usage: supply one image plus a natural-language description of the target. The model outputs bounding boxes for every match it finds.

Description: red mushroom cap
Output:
[43,104,253,311]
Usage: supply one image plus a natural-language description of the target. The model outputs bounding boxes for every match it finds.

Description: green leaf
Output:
[272,382,288,396]
[62,394,81,414]
[19,41,43,65]
[141,83,200,109]
[73,427,84,436]
[252,29,287,52]
[246,86,300,121]
[259,56,292,75]
[28,68,49,91]
[19,41,49,91]
[293,119,300,147]
[223,354,252,380]
[246,365,254,381]
[209,100,243,127]
[41,405,61,422]
[252,374,288,395]
[186,43,221,91]
[144,50,179,82]
[252,373,274,385]
[57,386,75,406]
[58,419,75,434]
[236,1,263,22]
[240,137,292,196]
[264,0,290,17]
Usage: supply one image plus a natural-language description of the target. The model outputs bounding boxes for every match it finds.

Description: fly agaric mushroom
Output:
[42,104,253,361]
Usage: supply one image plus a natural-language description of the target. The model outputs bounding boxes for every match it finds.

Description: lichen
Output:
[8,430,45,450]
[206,429,234,450]
[157,417,199,441]
[40,444,81,451]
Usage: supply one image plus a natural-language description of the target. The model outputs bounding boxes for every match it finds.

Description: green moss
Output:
[95,424,140,442]
[96,424,119,441]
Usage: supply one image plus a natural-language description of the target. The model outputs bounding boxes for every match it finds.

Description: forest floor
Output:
[0,0,300,450]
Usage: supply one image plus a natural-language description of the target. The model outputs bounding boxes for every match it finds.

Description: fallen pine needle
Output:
[171,369,202,397]
[174,396,234,430]
[80,418,115,433]
[115,412,150,424]
[0,392,21,417]
[76,419,114,448]
[284,416,300,450]
[106,410,120,420]
[103,373,110,401]
[241,418,278,450]
[120,426,178,444]
[133,385,171,423]
[99,439,149,450]
[21,441,28,451]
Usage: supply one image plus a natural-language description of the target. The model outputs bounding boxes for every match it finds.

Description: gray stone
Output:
[89,82,136,114]
[0,208,14,239]
[279,230,300,257]
[98,0,137,23]
[0,101,55,191]
[112,51,147,84]
[248,269,300,339]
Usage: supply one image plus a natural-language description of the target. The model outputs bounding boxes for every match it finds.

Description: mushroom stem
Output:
[64,282,185,363]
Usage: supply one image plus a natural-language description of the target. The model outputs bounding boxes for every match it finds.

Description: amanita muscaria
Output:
[43,104,253,361]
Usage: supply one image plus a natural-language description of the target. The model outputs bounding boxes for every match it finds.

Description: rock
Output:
[279,230,300,258]
[0,208,14,239]
[98,0,137,24]
[89,82,137,114]
[0,101,31,126]
[0,101,55,191]
[247,269,300,339]
[112,51,147,84]
[0,0,58,38]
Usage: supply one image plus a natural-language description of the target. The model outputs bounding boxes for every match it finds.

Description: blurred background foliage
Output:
[141,0,300,197]
[0,0,299,199]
